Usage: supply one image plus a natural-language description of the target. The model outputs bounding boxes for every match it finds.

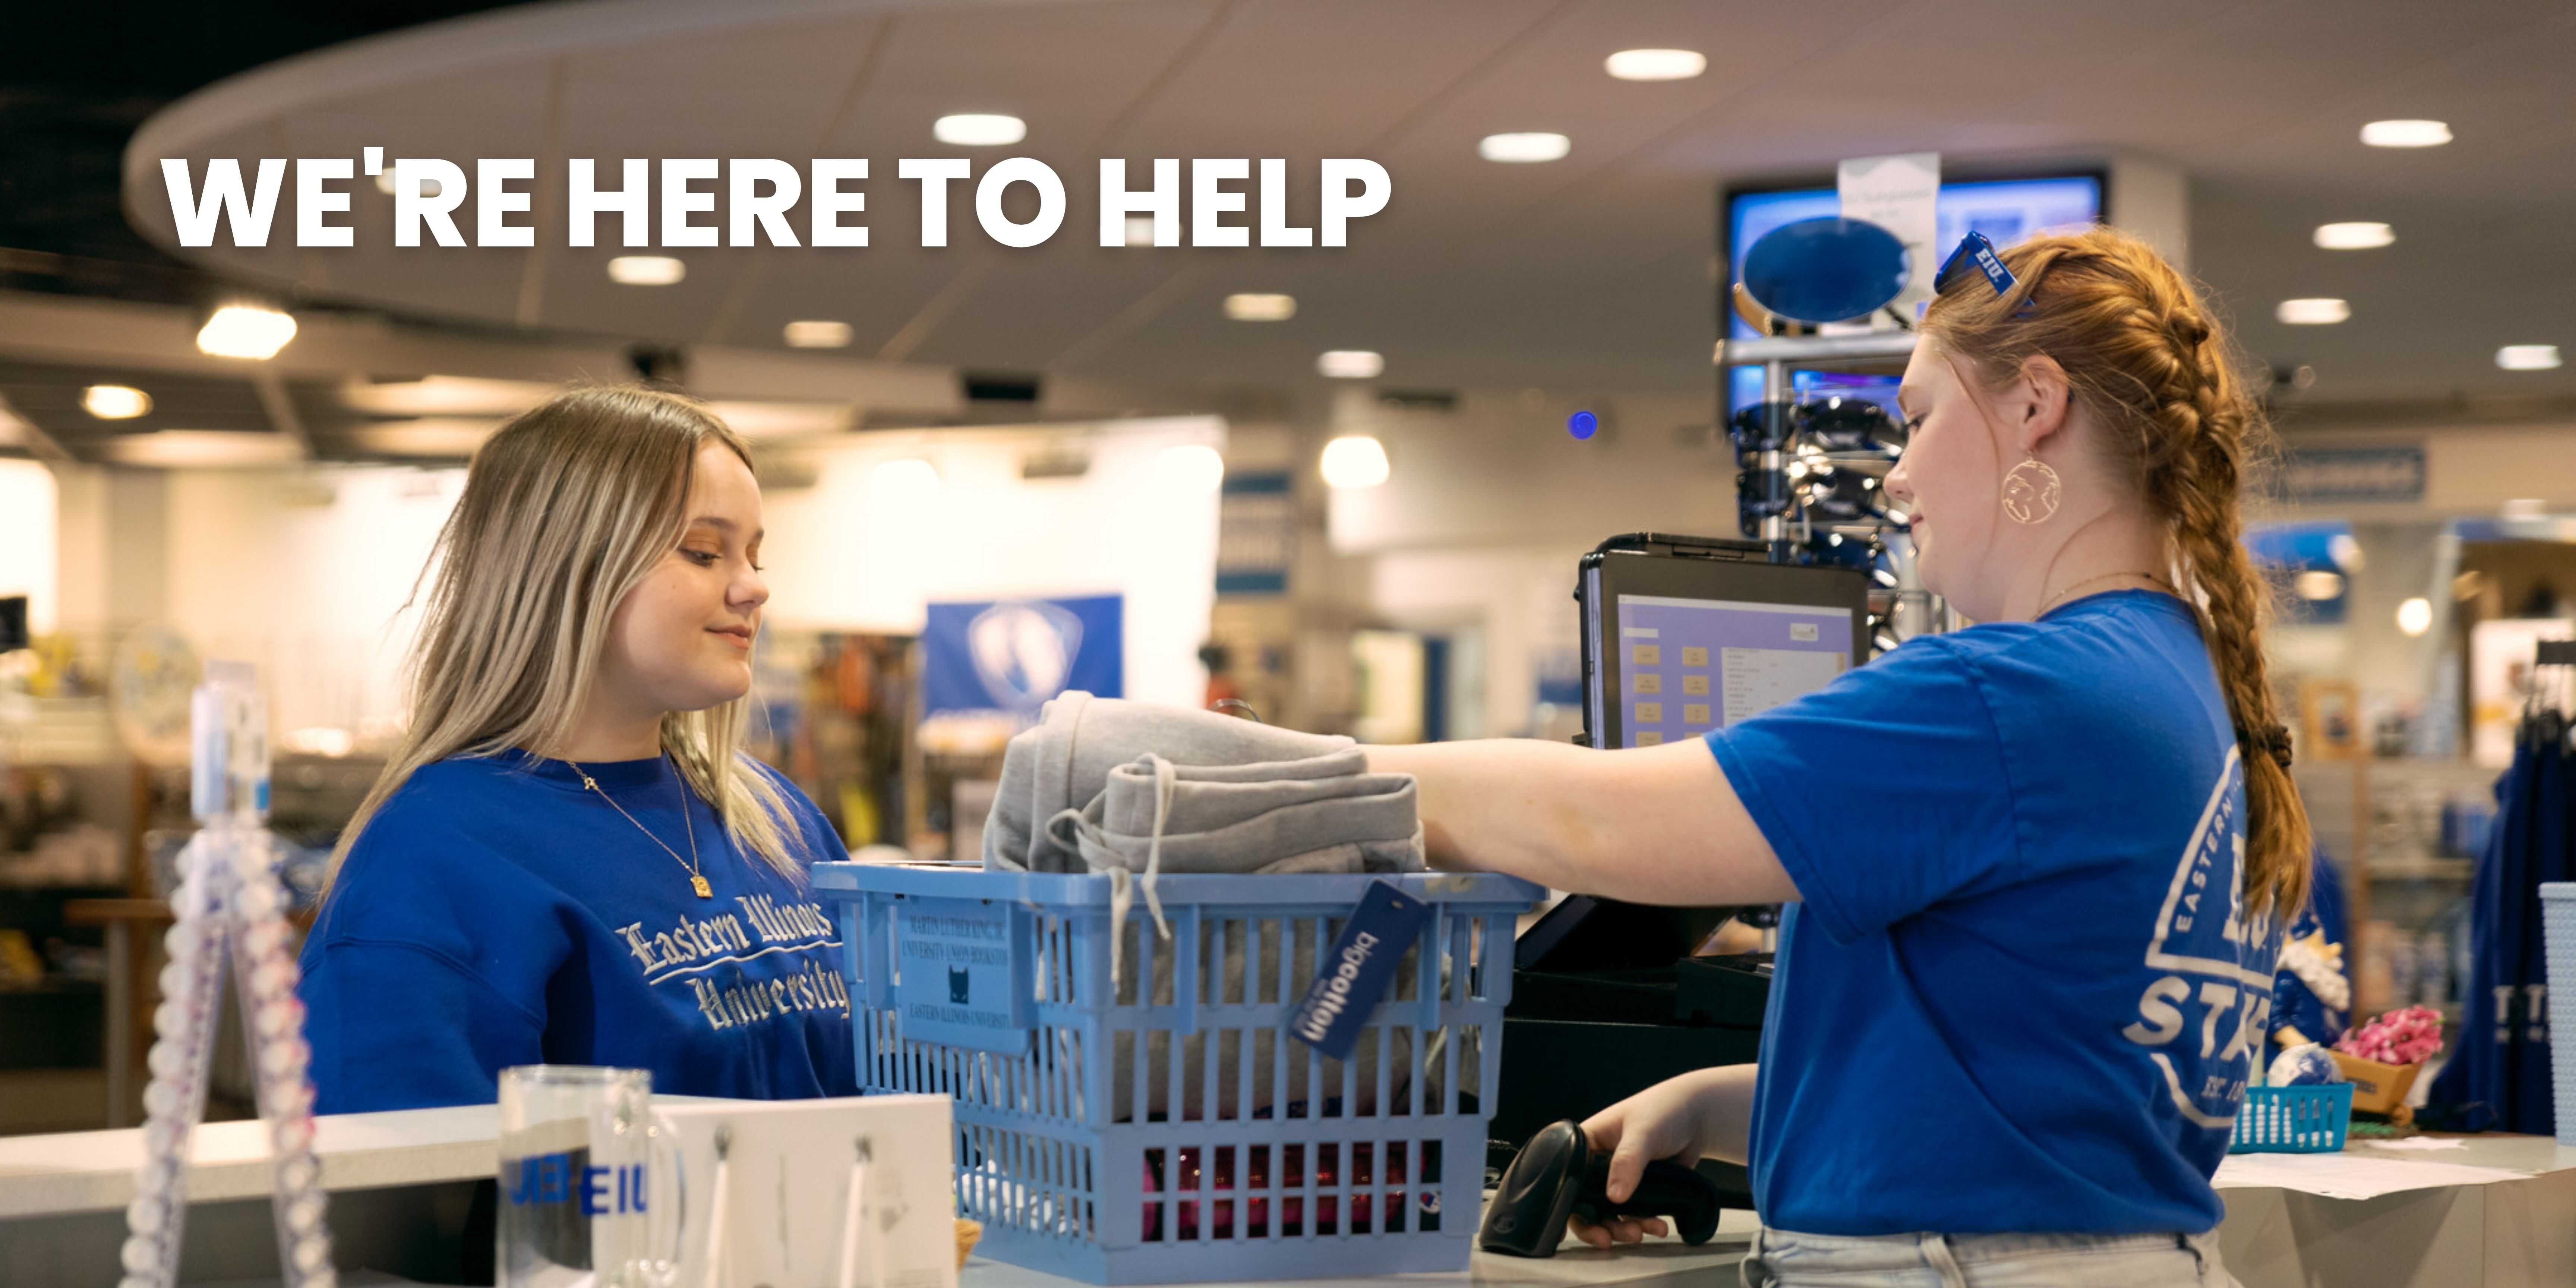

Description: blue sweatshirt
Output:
[298,750,858,1113]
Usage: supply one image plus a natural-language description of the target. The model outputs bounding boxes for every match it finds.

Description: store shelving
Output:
[2293,755,2493,1020]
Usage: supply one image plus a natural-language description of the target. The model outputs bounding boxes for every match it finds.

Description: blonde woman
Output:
[299,386,855,1112]
[1372,227,2300,1286]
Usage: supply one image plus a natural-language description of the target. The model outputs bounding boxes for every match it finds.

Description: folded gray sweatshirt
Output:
[976,691,1449,1124]
[980,690,1426,998]
[985,690,1423,875]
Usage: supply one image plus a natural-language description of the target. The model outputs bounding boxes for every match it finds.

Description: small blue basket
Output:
[814,863,1543,1285]
[2228,1083,2353,1153]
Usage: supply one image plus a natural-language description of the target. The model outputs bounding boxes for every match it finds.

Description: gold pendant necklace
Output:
[2037,571,2181,620]
[573,760,711,898]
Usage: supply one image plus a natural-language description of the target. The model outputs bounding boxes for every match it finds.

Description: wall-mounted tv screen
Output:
[1722,174,2105,418]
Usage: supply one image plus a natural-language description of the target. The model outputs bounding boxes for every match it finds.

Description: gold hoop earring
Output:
[2001,455,2061,525]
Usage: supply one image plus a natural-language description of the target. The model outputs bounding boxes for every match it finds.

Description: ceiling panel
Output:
[0,361,274,448]
[116,0,2576,401]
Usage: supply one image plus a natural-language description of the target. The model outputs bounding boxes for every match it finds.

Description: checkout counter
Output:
[1,1103,2570,1287]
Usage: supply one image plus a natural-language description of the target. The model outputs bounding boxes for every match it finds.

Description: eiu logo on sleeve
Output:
[2119,748,2286,1128]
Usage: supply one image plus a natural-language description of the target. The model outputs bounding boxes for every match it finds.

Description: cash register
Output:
[1490,534,1871,1206]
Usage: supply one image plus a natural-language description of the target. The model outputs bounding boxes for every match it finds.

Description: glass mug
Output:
[497,1065,684,1288]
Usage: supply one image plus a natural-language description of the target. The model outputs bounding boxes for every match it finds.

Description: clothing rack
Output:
[2429,633,2575,1131]
[2532,641,2576,750]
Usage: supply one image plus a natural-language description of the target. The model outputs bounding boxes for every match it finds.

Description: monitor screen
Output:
[1611,594,1853,747]
[1723,173,2104,414]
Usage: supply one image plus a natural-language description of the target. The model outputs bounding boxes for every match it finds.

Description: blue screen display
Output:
[1724,175,2104,414]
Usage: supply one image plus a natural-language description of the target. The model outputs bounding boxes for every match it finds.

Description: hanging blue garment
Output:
[2515,718,2570,1134]
[2428,742,2531,1130]
[2428,712,2569,1134]
[2307,847,2351,953]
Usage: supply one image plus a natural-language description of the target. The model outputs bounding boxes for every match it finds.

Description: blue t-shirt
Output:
[299,750,859,1113]
[1703,591,2283,1237]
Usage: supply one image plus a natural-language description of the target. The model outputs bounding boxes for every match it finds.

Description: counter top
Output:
[3,1105,2569,1288]
[0,1104,501,1219]
[960,1213,1761,1288]
[2212,1132,2576,1200]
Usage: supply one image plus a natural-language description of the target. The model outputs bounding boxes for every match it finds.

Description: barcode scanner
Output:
[1477,1120,1722,1258]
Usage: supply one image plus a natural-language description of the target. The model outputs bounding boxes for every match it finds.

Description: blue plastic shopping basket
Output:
[815,862,1544,1284]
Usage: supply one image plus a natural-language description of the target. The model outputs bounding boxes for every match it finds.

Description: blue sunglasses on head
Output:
[1935,230,2016,296]
[1932,230,2044,318]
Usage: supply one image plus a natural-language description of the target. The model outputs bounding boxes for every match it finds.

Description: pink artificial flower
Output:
[2333,1006,2446,1066]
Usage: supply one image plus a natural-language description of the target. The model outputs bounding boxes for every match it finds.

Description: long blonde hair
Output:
[325,385,802,889]
[1923,226,2311,919]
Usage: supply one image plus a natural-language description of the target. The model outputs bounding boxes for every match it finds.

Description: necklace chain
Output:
[573,759,710,899]
[2037,570,2181,619]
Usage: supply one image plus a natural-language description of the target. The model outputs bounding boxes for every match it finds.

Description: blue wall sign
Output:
[2279,445,2426,505]
[922,594,1124,716]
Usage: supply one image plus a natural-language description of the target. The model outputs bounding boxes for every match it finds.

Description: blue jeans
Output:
[1740,1227,2238,1287]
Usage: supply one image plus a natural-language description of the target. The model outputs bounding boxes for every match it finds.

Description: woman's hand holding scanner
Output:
[1479,1115,1726,1257]
[1569,1066,1755,1250]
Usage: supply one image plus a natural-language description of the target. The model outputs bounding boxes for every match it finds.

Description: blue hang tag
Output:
[1288,879,1435,1061]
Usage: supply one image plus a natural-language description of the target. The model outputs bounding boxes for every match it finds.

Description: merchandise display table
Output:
[2,1108,2569,1287]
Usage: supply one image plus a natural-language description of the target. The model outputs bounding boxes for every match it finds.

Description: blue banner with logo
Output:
[921,594,1124,717]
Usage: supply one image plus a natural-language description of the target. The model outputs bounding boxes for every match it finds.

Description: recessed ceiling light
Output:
[1604,49,1706,81]
[2501,498,2547,518]
[82,385,152,419]
[783,320,853,349]
[2313,221,2394,250]
[1478,132,1570,163]
[608,255,686,285]
[2295,570,2345,601]
[2361,119,2451,148]
[195,304,297,359]
[372,168,443,198]
[934,113,1026,146]
[2395,597,2433,637]
[1317,350,1384,379]
[2497,344,2562,371]
[1225,293,1296,322]
[1320,435,1390,489]
[2275,298,2350,325]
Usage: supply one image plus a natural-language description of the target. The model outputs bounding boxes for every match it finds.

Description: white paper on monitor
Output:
[1838,152,1940,306]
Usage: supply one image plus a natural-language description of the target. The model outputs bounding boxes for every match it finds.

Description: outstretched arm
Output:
[1365,737,1796,906]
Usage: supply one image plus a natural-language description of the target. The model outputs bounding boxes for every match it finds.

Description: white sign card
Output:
[1838,152,1941,308]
